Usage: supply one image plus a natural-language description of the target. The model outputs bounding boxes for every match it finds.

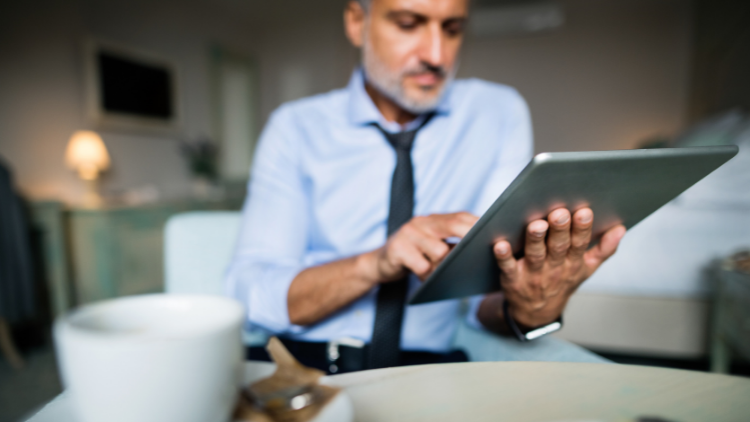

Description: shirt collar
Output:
[347,68,452,131]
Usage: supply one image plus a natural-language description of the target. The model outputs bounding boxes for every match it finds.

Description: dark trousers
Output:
[247,337,469,375]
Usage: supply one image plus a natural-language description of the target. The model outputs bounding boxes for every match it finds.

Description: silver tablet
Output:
[409,145,739,305]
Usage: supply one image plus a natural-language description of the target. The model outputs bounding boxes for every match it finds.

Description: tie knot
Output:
[372,112,435,153]
[386,129,418,152]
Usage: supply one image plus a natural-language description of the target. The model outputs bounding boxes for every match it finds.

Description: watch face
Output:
[524,321,563,341]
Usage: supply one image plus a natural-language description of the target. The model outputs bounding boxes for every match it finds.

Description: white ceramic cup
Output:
[54,294,244,422]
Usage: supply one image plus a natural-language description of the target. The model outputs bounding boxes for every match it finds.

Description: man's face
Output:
[346,0,469,113]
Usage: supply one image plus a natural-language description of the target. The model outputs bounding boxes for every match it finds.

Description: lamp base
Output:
[81,178,103,208]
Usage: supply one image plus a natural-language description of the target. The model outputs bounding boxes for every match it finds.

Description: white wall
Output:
[0,0,261,203]
[460,0,692,153]
[0,1,85,202]
[246,3,359,124]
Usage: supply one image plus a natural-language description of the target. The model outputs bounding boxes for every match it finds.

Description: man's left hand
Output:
[492,207,626,329]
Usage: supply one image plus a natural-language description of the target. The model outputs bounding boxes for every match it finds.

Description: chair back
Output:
[164,211,242,295]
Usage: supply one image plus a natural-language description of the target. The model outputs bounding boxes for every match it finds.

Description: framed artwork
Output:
[84,39,181,133]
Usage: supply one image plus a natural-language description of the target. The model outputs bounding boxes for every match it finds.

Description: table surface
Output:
[27,361,750,422]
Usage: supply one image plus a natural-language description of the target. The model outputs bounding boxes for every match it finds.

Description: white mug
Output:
[54,294,244,422]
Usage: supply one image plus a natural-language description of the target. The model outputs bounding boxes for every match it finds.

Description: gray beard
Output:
[362,39,455,114]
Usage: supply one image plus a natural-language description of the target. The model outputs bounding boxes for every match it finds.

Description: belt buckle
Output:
[326,337,365,374]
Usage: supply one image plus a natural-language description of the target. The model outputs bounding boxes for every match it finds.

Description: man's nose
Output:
[419,23,444,67]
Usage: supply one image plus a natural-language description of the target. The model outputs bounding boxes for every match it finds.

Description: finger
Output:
[546,208,571,267]
[568,208,593,259]
[493,240,518,284]
[397,241,434,280]
[524,219,549,271]
[417,212,479,240]
[583,224,626,272]
[408,224,451,265]
[440,212,478,238]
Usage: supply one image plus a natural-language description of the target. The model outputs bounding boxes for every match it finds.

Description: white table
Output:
[27,361,750,422]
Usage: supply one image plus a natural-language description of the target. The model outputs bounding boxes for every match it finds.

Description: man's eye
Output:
[443,20,465,36]
[396,19,419,30]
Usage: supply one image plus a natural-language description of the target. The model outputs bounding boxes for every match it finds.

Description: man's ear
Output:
[344,1,366,48]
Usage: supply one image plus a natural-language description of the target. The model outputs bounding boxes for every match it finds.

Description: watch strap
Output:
[502,299,563,342]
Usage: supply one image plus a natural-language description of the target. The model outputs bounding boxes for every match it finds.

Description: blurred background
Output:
[1,0,749,420]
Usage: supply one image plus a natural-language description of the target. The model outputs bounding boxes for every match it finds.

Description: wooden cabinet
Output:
[31,199,242,315]
[69,206,175,303]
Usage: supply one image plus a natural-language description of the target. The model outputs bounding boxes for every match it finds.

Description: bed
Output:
[556,112,750,357]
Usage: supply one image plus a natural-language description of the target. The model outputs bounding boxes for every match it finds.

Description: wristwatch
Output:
[502,299,563,342]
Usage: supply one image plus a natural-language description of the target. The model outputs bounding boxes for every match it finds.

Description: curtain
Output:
[0,158,35,323]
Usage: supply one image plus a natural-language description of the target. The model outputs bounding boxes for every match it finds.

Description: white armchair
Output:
[164,212,241,297]
[164,211,608,363]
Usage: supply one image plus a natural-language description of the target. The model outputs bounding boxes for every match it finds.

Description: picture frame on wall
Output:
[83,38,182,133]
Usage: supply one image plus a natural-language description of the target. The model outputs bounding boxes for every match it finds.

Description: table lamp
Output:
[65,130,110,207]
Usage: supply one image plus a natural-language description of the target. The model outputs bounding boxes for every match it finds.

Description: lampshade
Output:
[65,130,110,180]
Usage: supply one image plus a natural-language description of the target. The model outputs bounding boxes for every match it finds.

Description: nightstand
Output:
[30,198,243,317]
[711,252,750,373]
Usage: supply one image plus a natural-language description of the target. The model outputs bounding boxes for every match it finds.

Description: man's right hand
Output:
[364,212,479,283]
[288,212,477,326]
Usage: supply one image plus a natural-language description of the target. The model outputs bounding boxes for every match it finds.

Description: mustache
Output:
[403,62,448,79]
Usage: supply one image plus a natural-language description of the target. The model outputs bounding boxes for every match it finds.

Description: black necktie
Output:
[368,114,434,369]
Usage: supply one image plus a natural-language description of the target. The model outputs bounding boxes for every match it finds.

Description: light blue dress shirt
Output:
[225,69,533,352]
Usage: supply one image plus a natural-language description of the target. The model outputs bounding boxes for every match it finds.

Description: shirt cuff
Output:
[465,294,488,331]
[225,259,301,333]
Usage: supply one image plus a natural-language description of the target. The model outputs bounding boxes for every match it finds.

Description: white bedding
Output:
[581,127,750,298]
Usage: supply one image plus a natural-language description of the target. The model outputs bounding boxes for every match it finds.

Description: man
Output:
[225,0,626,373]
